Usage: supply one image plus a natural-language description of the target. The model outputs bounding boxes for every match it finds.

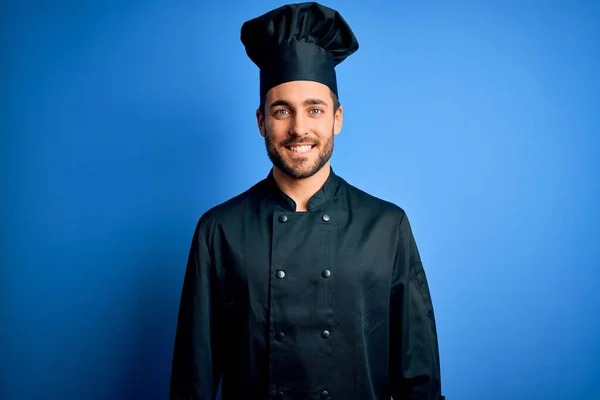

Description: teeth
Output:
[289,145,313,153]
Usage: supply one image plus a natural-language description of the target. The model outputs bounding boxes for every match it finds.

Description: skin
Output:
[256,80,343,211]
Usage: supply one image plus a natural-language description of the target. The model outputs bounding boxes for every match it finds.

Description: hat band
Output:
[259,40,337,99]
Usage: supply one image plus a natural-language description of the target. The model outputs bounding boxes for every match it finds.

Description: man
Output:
[170,2,443,399]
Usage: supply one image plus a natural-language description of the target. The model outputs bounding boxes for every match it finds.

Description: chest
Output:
[211,206,397,306]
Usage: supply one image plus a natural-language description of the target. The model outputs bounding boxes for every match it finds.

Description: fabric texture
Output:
[170,168,443,399]
[240,2,359,99]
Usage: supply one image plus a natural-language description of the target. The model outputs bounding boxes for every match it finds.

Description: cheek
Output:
[316,118,336,136]
[318,115,335,128]
[266,120,290,139]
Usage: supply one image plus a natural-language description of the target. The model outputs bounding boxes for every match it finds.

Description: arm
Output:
[170,223,222,400]
[390,212,443,400]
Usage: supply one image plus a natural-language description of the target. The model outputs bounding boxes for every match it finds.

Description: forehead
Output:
[266,80,331,103]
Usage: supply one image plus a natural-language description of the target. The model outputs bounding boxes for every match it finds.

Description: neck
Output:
[272,163,331,212]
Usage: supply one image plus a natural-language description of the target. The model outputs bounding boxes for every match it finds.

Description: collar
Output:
[262,167,341,212]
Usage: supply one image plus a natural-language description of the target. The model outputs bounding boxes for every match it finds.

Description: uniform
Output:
[170,2,443,399]
[170,169,443,399]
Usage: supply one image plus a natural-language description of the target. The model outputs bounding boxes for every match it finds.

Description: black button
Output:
[276,270,285,279]
[321,269,331,278]
[320,390,329,399]
[321,330,330,339]
[276,391,285,399]
[279,215,288,223]
[275,332,284,341]
[321,214,330,222]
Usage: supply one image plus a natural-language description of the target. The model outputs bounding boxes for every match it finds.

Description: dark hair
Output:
[259,89,341,115]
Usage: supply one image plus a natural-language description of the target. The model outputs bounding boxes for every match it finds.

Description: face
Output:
[257,80,343,180]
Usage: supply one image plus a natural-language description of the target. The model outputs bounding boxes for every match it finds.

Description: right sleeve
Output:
[170,224,222,400]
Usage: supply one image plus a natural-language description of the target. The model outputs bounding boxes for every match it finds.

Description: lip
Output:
[285,144,316,155]
[285,143,316,147]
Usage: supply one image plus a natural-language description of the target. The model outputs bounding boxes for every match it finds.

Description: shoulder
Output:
[339,176,407,222]
[339,177,419,248]
[195,179,264,234]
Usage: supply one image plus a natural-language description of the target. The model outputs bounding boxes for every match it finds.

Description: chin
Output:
[282,163,323,179]
[267,146,331,180]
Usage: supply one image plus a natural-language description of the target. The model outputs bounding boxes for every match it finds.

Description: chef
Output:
[170,2,444,399]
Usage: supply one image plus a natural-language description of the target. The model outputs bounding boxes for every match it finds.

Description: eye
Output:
[309,108,324,115]
[274,109,290,116]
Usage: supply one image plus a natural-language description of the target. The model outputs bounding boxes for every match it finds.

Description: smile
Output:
[286,145,315,154]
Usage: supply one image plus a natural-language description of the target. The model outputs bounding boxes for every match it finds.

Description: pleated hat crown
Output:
[240,2,359,99]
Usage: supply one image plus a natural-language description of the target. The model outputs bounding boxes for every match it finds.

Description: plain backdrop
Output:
[1,1,599,399]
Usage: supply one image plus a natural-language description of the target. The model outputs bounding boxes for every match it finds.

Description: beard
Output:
[264,126,335,180]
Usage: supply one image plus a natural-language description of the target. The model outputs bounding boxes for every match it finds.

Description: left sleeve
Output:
[170,222,222,400]
[389,211,443,400]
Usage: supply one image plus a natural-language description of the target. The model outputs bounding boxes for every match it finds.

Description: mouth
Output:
[285,144,316,154]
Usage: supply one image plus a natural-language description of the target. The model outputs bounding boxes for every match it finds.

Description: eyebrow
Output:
[269,98,329,109]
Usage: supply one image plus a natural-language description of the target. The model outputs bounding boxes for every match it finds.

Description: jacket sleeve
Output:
[390,212,443,400]
[170,222,222,400]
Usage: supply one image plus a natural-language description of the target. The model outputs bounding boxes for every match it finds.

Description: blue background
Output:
[2,1,599,399]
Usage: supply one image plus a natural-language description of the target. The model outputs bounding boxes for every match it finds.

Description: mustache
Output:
[281,139,318,146]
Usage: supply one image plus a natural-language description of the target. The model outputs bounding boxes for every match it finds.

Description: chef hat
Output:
[240,2,359,100]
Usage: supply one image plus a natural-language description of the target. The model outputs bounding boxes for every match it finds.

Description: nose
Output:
[290,112,309,136]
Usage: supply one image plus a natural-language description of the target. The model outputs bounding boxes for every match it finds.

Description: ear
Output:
[333,105,343,136]
[256,109,265,137]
